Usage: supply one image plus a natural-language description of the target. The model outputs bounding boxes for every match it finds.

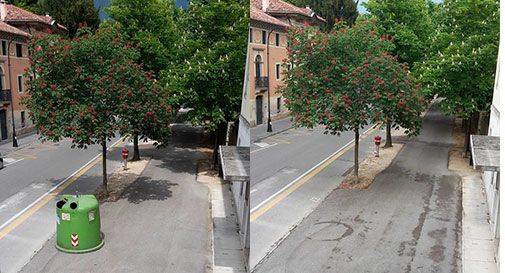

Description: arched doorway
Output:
[256,95,263,125]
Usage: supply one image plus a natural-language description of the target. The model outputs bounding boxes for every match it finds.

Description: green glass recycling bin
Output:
[55,194,104,253]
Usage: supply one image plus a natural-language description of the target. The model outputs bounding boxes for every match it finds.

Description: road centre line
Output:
[0,138,123,240]
[250,124,379,222]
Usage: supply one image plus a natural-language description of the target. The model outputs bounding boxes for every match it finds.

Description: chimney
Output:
[0,0,7,21]
[262,0,269,12]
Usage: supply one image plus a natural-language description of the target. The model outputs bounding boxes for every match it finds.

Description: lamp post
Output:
[266,29,273,132]
[7,39,17,147]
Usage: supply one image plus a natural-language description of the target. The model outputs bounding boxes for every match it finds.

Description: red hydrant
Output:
[122,148,129,170]
[374,136,381,157]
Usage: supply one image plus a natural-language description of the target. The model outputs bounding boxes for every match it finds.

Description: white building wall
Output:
[482,35,501,238]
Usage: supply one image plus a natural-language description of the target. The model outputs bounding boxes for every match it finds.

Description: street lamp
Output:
[266,29,273,132]
[7,39,17,147]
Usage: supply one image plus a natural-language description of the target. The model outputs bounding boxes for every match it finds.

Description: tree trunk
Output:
[131,134,140,161]
[477,111,490,135]
[384,120,393,148]
[102,141,108,194]
[354,125,359,183]
[213,122,229,169]
[463,118,471,158]
[213,128,219,168]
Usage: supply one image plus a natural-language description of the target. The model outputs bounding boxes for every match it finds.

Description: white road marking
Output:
[4,158,24,166]
[251,143,278,153]
[0,138,123,231]
[254,142,270,148]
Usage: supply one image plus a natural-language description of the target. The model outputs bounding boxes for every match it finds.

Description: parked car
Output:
[0,152,3,169]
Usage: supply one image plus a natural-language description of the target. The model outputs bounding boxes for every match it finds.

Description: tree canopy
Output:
[281,17,426,179]
[364,0,434,66]
[286,0,360,29]
[106,0,179,75]
[37,0,100,37]
[23,24,176,191]
[417,0,499,119]
[162,0,248,131]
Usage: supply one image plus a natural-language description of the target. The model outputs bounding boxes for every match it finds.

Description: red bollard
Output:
[122,148,129,170]
[374,136,381,157]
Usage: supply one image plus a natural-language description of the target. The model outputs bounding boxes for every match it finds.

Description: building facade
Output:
[248,0,324,127]
[0,1,66,142]
[482,39,501,239]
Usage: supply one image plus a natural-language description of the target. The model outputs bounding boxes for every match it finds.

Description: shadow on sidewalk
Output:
[121,176,178,204]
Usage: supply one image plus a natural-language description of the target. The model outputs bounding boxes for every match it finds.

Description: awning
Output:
[219,145,250,182]
[470,135,500,172]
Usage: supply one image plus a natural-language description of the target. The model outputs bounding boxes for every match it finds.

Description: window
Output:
[21,111,25,127]
[275,33,280,47]
[276,64,281,80]
[262,30,267,44]
[255,55,262,78]
[17,75,23,93]
[249,28,253,43]
[277,97,281,113]
[1,41,6,56]
[15,43,22,57]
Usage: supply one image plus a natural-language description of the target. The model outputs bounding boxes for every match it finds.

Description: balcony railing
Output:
[255,76,269,89]
[0,89,11,103]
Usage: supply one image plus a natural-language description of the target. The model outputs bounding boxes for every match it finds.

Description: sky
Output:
[93,0,189,20]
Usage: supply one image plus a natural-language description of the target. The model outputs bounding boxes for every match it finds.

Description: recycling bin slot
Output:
[56,194,104,253]
[56,200,66,209]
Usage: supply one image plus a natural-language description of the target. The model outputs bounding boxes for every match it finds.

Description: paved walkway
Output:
[0,132,39,157]
[255,107,462,273]
[20,125,213,273]
[462,175,499,273]
[251,117,293,143]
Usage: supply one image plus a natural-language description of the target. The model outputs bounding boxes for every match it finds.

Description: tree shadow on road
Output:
[120,176,178,204]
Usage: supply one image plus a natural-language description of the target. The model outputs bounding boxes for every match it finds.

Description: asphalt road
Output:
[255,107,462,273]
[0,135,124,273]
[250,121,379,268]
[20,125,211,273]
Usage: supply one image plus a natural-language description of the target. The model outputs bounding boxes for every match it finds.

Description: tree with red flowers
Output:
[23,24,176,192]
[360,53,428,147]
[281,17,425,181]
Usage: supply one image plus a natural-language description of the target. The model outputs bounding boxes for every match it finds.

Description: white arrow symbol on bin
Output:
[71,234,78,247]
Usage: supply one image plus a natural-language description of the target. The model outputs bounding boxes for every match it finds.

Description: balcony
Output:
[255,76,269,89]
[0,89,11,104]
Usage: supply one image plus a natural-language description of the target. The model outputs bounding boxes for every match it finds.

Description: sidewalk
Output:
[0,132,39,156]
[20,125,213,273]
[461,175,499,273]
[197,155,248,273]
[251,117,293,143]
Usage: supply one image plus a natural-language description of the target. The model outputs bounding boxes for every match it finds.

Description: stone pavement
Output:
[211,182,248,273]
[197,152,248,273]
[461,175,499,273]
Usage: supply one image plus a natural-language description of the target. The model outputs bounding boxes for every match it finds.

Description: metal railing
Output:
[255,76,268,89]
[0,89,11,103]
